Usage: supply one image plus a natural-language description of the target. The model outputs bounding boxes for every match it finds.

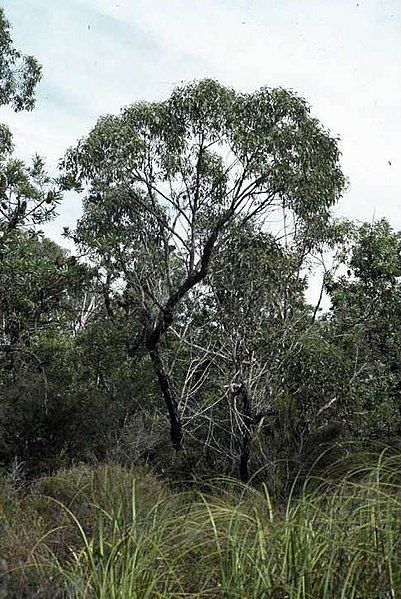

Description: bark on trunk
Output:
[239,434,251,482]
[149,344,183,450]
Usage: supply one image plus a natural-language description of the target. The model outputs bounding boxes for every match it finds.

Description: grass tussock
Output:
[1,454,401,597]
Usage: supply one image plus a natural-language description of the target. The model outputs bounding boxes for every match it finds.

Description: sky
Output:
[1,0,401,264]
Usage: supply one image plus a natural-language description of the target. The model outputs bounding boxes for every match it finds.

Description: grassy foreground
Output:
[1,454,401,597]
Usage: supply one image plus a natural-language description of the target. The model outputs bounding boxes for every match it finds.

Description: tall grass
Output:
[1,454,401,597]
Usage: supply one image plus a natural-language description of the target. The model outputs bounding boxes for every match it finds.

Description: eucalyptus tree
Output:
[62,79,345,451]
[0,5,42,156]
[326,219,401,439]
[0,5,49,240]
[0,6,41,112]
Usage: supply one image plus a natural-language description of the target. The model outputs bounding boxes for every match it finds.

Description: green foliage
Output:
[61,78,346,326]
[351,219,401,284]
[0,6,42,112]
[0,155,60,238]
[326,219,401,440]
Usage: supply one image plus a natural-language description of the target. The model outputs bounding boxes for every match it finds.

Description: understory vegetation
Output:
[1,453,401,598]
[1,5,401,596]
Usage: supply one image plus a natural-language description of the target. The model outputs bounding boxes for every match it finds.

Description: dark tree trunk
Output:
[239,433,251,482]
[149,344,183,450]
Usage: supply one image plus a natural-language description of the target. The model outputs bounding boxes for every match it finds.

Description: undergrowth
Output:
[1,453,401,597]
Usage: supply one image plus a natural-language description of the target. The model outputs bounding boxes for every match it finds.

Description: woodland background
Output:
[1,6,401,596]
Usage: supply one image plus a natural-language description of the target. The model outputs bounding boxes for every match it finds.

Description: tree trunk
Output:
[239,433,251,482]
[149,344,183,450]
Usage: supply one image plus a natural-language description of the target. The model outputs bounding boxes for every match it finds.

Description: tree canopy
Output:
[0,6,41,112]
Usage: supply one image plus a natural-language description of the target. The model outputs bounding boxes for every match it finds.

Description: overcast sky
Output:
[1,0,400,252]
